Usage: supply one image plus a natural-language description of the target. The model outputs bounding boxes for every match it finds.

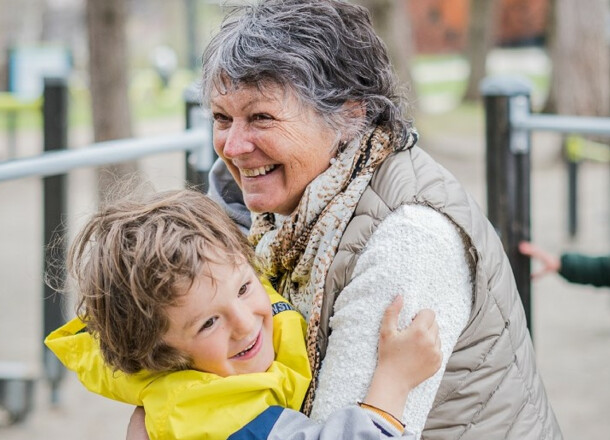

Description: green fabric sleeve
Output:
[559,253,610,288]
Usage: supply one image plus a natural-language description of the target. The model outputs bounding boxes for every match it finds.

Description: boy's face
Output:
[163,259,275,376]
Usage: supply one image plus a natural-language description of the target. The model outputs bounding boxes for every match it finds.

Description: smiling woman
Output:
[211,85,336,215]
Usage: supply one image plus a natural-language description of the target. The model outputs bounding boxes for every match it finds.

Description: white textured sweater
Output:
[309,204,473,439]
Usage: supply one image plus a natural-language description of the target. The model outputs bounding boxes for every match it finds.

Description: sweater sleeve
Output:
[229,405,417,439]
[310,204,473,439]
[559,253,610,287]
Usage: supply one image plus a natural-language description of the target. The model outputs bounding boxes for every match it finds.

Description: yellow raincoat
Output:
[45,280,311,440]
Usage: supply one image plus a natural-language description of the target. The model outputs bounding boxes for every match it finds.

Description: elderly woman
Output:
[130,1,561,439]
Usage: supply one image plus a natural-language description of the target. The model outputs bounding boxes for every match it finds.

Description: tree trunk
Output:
[463,0,501,102]
[547,0,609,117]
[355,0,417,110]
[542,0,557,113]
[86,0,137,201]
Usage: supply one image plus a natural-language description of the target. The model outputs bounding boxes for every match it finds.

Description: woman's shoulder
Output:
[368,147,470,215]
[370,204,465,254]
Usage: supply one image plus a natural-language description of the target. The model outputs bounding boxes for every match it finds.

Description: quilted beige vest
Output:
[318,146,563,439]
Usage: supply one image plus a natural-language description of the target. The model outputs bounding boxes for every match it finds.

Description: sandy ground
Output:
[0,110,608,439]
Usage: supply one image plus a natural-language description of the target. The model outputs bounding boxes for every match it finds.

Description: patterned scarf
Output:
[248,124,418,413]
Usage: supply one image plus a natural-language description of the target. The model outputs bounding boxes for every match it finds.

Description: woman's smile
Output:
[240,164,278,178]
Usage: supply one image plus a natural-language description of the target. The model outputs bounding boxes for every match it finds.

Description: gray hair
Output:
[202,0,410,144]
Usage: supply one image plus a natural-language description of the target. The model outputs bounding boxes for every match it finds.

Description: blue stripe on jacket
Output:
[228,406,284,440]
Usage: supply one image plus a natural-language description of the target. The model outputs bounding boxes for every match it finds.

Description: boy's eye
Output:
[199,317,217,333]
[238,282,250,297]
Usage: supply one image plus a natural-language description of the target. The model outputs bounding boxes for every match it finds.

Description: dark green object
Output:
[559,253,610,287]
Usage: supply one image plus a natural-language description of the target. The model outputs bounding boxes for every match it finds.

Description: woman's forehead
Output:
[210,80,298,106]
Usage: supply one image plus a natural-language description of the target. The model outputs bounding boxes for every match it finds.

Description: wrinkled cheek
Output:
[212,133,226,157]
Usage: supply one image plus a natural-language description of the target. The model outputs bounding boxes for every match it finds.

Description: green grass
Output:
[0,68,197,133]
[411,53,550,114]
[414,79,467,98]
[415,101,484,138]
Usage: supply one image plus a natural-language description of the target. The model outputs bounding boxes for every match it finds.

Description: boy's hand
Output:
[377,297,442,391]
[363,296,442,421]
[126,407,149,440]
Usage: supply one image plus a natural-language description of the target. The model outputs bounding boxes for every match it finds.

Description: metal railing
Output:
[0,77,213,422]
[480,75,610,337]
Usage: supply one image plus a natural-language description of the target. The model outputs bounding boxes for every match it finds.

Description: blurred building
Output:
[410,0,549,53]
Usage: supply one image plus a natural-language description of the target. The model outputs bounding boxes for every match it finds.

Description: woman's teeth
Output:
[241,165,276,177]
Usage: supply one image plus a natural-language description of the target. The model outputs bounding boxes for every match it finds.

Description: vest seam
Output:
[505,311,554,440]
[432,300,506,408]
[495,297,553,439]
[455,357,514,440]
[504,398,528,439]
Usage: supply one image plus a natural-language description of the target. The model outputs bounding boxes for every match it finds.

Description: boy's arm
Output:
[225,300,441,440]
[362,302,441,422]
[227,405,417,439]
[44,317,162,405]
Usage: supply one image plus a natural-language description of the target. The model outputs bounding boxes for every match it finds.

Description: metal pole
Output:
[42,77,68,403]
[0,129,207,182]
[480,76,533,337]
[567,154,579,238]
[184,84,215,192]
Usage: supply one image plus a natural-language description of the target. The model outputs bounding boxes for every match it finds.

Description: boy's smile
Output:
[163,260,275,376]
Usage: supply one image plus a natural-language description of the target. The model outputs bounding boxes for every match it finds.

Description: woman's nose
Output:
[221,124,256,159]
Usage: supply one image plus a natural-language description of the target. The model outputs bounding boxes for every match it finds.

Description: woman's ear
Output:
[340,100,366,140]
[342,100,366,121]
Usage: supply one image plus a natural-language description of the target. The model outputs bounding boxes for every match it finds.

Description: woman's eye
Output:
[238,282,250,296]
[212,113,231,126]
[252,113,273,123]
[199,317,217,333]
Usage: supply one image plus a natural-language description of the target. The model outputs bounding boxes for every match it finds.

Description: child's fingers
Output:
[429,318,440,342]
[518,241,534,256]
[412,308,436,330]
[380,296,403,337]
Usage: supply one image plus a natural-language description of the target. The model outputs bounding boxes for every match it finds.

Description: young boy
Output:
[45,189,441,440]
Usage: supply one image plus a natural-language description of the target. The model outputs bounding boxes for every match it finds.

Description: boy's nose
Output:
[229,306,256,339]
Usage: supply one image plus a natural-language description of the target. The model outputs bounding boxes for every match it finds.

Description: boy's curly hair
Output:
[69,189,254,374]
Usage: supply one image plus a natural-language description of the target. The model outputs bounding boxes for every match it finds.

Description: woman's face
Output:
[210,84,337,215]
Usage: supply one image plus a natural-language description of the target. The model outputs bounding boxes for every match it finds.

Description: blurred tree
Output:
[545,0,609,117]
[542,0,557,112]
[86,0,138,200]
[0,0,45,91]
[463,0,501,101]
[354,0,417,108]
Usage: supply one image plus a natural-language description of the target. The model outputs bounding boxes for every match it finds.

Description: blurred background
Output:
[0,0,608,438]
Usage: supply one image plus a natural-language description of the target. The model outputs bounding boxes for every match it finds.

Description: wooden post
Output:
[480,76,534,337]
[42,76,68,402]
